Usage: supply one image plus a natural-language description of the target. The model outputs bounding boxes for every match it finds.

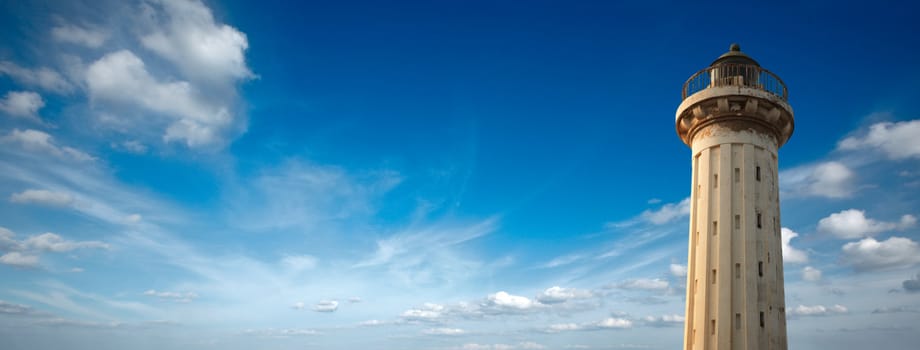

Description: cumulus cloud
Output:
[422,327,466,335]
[902,272,920,293]
[802,266,822,282]
[401,303,445,321]
[483,291,540,312]
[841,237,920,271]
[24,233,108,252]
[534,286,593,304]
[780,161,854,198]
[615,278,669,290]
[0,61,73,94]
[670,264,688,277]
[641,314,685,327]
[817,209,915,239]
[51,23,108,48]
[1,129,94,161]
[143,289,198,303]
[545,317,633,332]
[312,300,338,312]
[0,91,44,121]
[85,50,233,147]
[10,189,75,207]
[139,0,253,83]
[639,198,690,225]
[0,251,40,268]
[290,302,305,310]
[838,120,920,159]
[781,228,809,264]
[0,228,107,268]
[787,304,847,317]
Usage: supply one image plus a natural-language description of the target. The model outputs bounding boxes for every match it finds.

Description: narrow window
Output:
[711,320,716,335]
[713,221,718,236]
[757,213,762,228]
[759,261,763,277]
[768,252,771,263]
[714,174,718,188]
[735,313,741,329]
[734,168,740,183]
[760,312,765,327]
[712,269,717,283]
[734,215,741,230]
[756,166,761,181]
[735,263,741,279]
[695,231,699,247]
[695,279,698,294]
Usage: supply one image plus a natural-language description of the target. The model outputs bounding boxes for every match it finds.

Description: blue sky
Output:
[1,0,919,349]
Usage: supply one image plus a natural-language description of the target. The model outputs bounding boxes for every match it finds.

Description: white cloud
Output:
[484,291,539,310]
[838,120,920,159]
[455,343,545,350]
[85,50,232,147]
[0,91,44,121]
[0,227,18,251]
[817,209,915,239]
[0,252,40,268]
[1,129,94,161]
[358,319,386,326]
[422,327,465,335]
[312,300,338,312]
[802,266,822,282]
[616,278,669,290]
[781,228,808,264]
[24,233,109,252]
[788,304,847,317]
[669,264,687,277]
[535,286,593,304]
[545,317,633,332]
[0,61,73,94]
[51,24,108,48]
[143,289,198,303]
[10,189,75,207]
[641,314,685,327]
[401,302,445,321]
[639,198,690,225]
[0,228,106,268]
[841,237,920,271]
[139,0,253,84]
[780,161,854,198]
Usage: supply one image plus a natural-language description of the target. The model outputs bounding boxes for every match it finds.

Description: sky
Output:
[0,0,919,349]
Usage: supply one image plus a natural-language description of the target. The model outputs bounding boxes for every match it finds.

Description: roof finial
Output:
[730,43,741,52]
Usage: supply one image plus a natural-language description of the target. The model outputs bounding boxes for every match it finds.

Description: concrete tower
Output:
[675,44,794,350]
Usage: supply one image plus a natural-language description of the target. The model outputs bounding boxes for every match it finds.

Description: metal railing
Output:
[682,63,787,101]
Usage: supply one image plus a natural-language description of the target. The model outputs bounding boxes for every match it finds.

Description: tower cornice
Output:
[676,86,794,148]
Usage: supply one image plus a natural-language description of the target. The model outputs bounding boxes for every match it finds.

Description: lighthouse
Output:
[675,44,794,350]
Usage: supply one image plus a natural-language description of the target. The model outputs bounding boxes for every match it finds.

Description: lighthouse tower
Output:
[675,44,794,350]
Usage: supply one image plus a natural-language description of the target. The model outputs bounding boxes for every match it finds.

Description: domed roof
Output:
[710,43,760,67]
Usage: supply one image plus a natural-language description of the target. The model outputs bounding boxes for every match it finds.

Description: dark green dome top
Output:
[710,43,760,67]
